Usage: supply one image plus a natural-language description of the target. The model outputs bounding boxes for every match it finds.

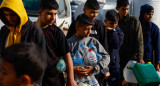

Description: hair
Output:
[105,10,119,22]
[139,4,154,21]
[40,0,59,10]
[76,13,94,27]
[84,0,100,10]
[117,0,129,8]
[1,42,46,83]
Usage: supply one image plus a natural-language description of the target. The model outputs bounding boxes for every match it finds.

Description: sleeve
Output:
[66,21,76,39]
[56,29,70,57]
[93,39,110,72]
[135,20,144,60]
[152,25,160,64]
[107,26,124,49]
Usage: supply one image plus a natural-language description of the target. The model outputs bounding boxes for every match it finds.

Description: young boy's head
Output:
[116,0,129,18]
[38,0,59,26]
[104,10,119,29]
[83,0,100,21]
[139,4,154,23]
[0,43,46,86]
[75,14,94,38]
[1,8,20,26]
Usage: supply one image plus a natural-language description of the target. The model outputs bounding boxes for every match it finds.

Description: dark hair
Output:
[1,43,46,83]
[40,0,59,10]
[139,4,154,21]
[76,13,94,27]
[105,10,119,22]
[117,0,129,8]
[84,0,100,10]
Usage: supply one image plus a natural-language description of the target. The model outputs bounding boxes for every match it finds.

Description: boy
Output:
[35,0,77,86]
[66,0,108,52]
[0,0,46,84]
[139,4,160,71]
[116,0,144,85]
[104,10,124,86]
[0,43,46,86]
[67,13,110,85]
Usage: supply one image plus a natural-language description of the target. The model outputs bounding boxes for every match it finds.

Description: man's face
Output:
[39,9,57,26]
[0,59,21,86]
[104,19,118,29]
[143,10,154,22]
[116,5,129,18]
[84,8,99,21]
[76,24,92,37]
[3,10,20,26]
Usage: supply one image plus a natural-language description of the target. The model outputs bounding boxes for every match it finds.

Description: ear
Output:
[104,19,107,23]
[38,9,42,16]
[116,7,119,11]
[83,7,86,14]
[20,75,32,86]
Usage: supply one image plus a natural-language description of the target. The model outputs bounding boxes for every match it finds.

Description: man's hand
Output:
[84,66,94,75]
[139,59,145,64]
[74,66,88,77]
[104,72,110,79]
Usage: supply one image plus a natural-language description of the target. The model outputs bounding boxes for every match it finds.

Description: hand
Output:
[67,79,78,86]
[74,66,88,77]
[106,27,114,32]
[84,66,94,76]
[139,59,145,64]
[155,64,160,71]
[104,72,110,79]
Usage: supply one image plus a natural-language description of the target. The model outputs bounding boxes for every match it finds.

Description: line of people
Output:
[0,0,159,86]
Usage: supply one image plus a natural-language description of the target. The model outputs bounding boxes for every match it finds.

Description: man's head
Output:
[104,10,119,29]
[0,43,46,86]
[83,0,100,21]
[1,8,20,26]
[75,14,94,37]
[116,0,129,18]
[139,4,154,23]
[38,0,59,26]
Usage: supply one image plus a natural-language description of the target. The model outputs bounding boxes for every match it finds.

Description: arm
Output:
[107,26,124,49]
[64,52,77,86]
[135,20,144,64]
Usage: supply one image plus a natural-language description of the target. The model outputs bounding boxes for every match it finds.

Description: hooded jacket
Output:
[139,4,160,64]
[0,0,28,47]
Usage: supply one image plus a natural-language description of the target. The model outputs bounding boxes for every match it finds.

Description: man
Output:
[67,13,110,85]
[0,43,46,86]
[0,0,46,85]
[116,0,144,85]
[66,0,108,52]
[35,0,77,86]
[104,10,124,86]
[139,4,160,71]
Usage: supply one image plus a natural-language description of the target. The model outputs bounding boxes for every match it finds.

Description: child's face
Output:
[143,10,154,22]
[3,10,20,26]
[39,9,57,26]
[84,8,99,21]
[76,24,92,37]
[104,20,118,29]
[0,59,21,86]
[116,5,129,18]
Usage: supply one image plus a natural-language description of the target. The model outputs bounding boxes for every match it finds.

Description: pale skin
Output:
[36,9,77,86]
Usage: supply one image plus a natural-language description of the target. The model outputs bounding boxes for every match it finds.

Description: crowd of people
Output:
[0,0,159,86]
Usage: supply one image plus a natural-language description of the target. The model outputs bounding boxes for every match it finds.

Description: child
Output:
[0,43,46,86]
[67,13,110,85]
[104,10,124,86]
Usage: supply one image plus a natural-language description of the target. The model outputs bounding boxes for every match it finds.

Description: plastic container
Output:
[56,57,66,73]
[80,44,89,57]
[89,43,97,53]
[123,60,138,83]
[96,53,102,62]
[73,50,83,66]
[88,74,100,86]
[128,62,160,86]
[87,49,97,66]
